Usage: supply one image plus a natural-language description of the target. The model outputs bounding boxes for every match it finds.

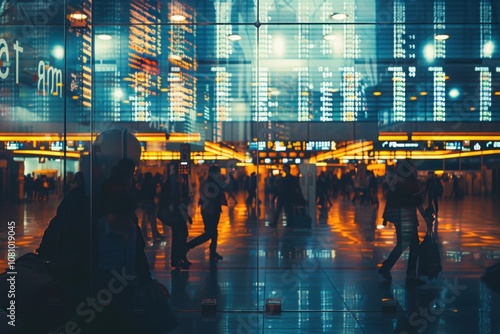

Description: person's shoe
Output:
[180,258,192,266]
[210,252,223,261]
[171,261,190,269]
[378,267,392,281]
[406,277,426,287]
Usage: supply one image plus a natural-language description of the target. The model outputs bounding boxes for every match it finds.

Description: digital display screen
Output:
[0,0,498,127]
[249,141,336,151]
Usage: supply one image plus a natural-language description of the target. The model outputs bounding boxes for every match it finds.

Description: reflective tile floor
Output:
[1,193,500,333]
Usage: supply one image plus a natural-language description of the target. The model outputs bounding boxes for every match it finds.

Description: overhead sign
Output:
[485,141,500,149]
[459,141,500,152]
[375,141,423,150]
[249,141,336,152]
[433,141,500,151]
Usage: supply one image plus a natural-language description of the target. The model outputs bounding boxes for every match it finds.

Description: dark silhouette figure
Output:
[160,163,192,269]
[24,173,34,200]
[90,161,174,333]
[340,171,354,200]
[367,171,379,207]
[186,165,227,261]
[38,171,91,296]
[426,171,443,215]
[271,165,305,227]
[245,172,259,215]
[378,159,433,287]
[316,171,331,207]
[450,174,460,199]
[140,172,163,240]
[225,171,238,205]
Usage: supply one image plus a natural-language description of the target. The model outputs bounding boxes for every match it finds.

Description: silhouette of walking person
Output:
[378,159,433,287]
[186,165,227,261]
[159,163,192,269]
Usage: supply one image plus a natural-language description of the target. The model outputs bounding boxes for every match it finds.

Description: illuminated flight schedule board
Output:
[1,0,499,125]
[249,141,337,152]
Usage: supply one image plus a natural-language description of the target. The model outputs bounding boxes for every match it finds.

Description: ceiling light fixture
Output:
[228,34,242,41]
[170,14,186,22]
[67,10,87,27]
[330,13,348,21]
[97,34,112,41]
[434,34,449,40]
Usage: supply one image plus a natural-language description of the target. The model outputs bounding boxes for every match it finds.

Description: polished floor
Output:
[1,192,499,334]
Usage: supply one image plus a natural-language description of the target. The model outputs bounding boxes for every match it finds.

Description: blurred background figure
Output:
[159,163,192,269]
[426,171,443,216]
[140,171,163,240]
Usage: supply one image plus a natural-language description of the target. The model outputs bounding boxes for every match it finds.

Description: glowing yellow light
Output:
[420,91,428,96]
[434,34,450,40]
[170,14,186,22]
[373,91,382,96]
[330,13,348,20]
[378,132,409,141]
[68,11,87,20]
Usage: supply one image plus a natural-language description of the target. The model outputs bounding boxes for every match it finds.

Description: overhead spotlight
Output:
[97,34,112,41]
[170,14,186,22]
[434,34,449,40]
[330,13,348,20]
[67,10,87,27]
[228,34,242,41]
[449,88,460,98]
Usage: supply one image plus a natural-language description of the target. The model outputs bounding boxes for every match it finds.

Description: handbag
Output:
[418,228,442,281]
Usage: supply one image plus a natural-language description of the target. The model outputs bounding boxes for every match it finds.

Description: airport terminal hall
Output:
[2,0,500,333]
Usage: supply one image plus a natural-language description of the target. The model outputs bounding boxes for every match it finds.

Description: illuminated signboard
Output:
[6,142,22,150]
[444,142,462,150]
[249,141,336,152]
[467,141,500,151]
[444,141,500,151]
[259,158,302,165]
[305,141,337,151]
[486,141,500,149]
[375,141,423,150]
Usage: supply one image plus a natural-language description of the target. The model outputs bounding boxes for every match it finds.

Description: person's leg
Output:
[380,222,404,272]
[272,200,284,226]
[179,219,190,264]
[171,225,180,264]
[283,203,294,227]
[209,212,221,257]
[141,206,149,238]
[433,197,439,215]
[147,207,162,238]
[186,212,211,249]
[405,224,425,285]
[406,224,420,277]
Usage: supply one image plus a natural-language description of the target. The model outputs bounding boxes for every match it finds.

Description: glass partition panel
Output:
[1,1,500,333]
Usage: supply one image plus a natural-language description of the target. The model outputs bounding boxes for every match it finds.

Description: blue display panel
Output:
[0,0,499,128]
